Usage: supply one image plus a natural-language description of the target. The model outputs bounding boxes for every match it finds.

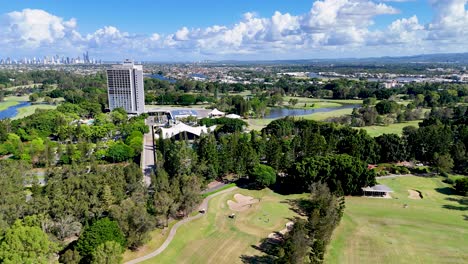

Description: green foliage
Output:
[199,117,247,134]
[290,154,375,195]
[375,100,399,115]
[76,218,126,261]
[91,241,124,264]
[454,177,468,196]
[60,249,81,264]
[0,220,58,264]
[109,198,154,249]
[106,142,135,162]
[250,164,276,188]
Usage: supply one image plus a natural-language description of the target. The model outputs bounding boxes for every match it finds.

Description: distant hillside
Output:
[210,52,468,65]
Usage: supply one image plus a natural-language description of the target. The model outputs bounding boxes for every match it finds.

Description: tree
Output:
[276,220,309,264]
[75,218,126,261]
[250,164,276,188]
[376,134,407,162]
[106,142,135,162]
[307,183,344,263]
[91,241,123,264]
[29,93,39,102]
[109,198,154,249]
[454,177,468,196]
[0,220,58,264]
[60,249,81,264]
[433,153,454,174]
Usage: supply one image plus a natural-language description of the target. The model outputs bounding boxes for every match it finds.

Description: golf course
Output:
[138,188,306,264]
[326,176,468,264]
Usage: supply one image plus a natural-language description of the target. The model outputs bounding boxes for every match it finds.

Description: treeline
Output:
[0,108,148,166]
[155,118,377,195]
[0,161,151,263]
[243,183,344,264]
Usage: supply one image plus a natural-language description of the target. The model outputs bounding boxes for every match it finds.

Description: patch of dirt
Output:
[227,193,259,212]
[206,180,224,189]
[408,189,423,199]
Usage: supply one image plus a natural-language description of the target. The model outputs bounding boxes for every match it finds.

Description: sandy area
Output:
[268,221,294,240]
[227,194,259,212]
[408,189,422,199]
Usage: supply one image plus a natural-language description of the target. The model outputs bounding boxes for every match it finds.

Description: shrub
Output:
[454,177,468,196]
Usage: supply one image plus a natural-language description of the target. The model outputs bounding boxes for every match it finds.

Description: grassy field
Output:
[360,120,421,137]
[0,95,31,111]
[141,188,305,264]
[247,107,356,131]
[12,105,57,120]
[302,108,354,121]
[326,176,468,264]
[0,101,19,111]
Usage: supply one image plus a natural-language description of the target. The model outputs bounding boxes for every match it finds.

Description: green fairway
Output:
[247,107,356,131]
[0,100,19,111]
[12,105,57,120]
[326,176,468,264]
[302,107,354,121]
[360,120,420,137]
[141,188,305,264]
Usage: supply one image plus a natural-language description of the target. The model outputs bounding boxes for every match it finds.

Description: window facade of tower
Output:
[106,61,144,114]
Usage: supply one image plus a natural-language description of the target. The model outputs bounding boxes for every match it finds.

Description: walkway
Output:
[141,121,155,186]
[125,186,237,264]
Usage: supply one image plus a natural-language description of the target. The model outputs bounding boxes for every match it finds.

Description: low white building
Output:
[155,122,216,140]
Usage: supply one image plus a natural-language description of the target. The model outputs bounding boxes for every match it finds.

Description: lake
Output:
[0,102,31,120]
[264,104,360,119]
[147,74,177,83]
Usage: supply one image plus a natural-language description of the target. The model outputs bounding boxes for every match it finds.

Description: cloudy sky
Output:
[0,0,467,61]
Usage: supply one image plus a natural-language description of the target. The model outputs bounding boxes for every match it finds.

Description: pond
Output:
[147,74,177,83]
[264,104,360,119]
[0,102,31,120]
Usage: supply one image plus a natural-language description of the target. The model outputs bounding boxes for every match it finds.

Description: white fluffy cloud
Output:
[0,9,80,50]
[2,0,468,60]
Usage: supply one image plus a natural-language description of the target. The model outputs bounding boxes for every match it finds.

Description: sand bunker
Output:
[268,222,294,240]
[227,194,259,211]
[408,189,423,199]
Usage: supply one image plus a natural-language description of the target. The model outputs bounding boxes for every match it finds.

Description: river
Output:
[264,104,360,119]
[0,102,31,120]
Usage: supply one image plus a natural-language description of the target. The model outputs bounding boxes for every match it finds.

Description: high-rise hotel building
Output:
[106,60,145,114]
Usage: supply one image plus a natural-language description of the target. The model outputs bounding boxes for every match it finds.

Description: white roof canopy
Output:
[155,122,216,139]
[209,108,225,116]
[225,114,241,119]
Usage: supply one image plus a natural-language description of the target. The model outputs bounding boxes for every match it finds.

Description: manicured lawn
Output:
[247,118,273,131]
[141,188,306,264]
[284,96,362,106]
[247,107,356,130]
[12,105,57,120]
[326,176,468,264]
[302,108,355,121]
[0,100,19,111]
[360,120,420,137]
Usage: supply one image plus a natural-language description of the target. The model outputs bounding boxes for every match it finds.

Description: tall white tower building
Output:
[106,60,145,114]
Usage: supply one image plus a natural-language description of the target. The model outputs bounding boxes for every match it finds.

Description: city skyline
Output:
[1,0,467,61]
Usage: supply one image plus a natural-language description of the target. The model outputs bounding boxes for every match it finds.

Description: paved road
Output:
[142,125,155,186]
[125,186,238,264]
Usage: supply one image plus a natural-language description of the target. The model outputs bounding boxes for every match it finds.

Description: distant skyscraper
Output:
[106,60,145,114]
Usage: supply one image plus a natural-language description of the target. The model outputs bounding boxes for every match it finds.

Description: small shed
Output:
[362,185,393,198]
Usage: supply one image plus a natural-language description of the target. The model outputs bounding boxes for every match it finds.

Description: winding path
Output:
[125,186,238,264]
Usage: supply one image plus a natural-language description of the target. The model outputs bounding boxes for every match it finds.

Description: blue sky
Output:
[0,0,467,61]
